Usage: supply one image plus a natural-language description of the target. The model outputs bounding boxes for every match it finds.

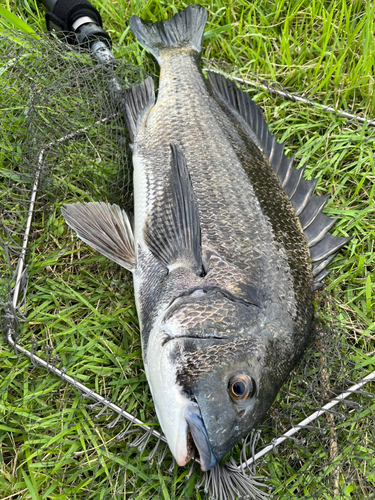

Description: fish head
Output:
[179,335,278,465]
[146,287,284,471]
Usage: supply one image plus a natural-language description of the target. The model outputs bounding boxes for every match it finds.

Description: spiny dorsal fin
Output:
[130,5,207,63]
[61,202,136,272]
[124,76,155,143]
[207,71,351,288]
[144,143,203,275]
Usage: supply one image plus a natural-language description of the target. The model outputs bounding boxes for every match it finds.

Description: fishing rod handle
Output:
[40,0,111,48]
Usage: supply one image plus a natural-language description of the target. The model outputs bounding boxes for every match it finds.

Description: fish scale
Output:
[137,53,285,299]
[62,4,350,471]
[130,40,313,464]
[208,91,313,320]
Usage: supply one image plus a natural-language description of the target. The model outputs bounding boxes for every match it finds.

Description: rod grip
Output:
[43,0,111,47]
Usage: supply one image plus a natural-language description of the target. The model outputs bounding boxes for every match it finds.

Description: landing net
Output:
[1,31,374,500]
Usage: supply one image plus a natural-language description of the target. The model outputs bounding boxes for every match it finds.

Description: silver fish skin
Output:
[61,4,350,471]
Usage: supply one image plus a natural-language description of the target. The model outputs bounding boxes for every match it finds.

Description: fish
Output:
[61,4,351,471]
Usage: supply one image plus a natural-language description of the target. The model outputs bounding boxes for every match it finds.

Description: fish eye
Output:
[228,374,256,403]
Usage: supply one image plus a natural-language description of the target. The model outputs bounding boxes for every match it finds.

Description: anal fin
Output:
[61,202,136,272]
[144,143,203,276]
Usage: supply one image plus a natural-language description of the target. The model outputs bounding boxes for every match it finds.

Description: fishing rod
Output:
[40,0,111,59]
[39,0,123,94]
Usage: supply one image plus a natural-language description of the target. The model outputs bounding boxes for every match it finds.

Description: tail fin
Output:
[129,5,207,62]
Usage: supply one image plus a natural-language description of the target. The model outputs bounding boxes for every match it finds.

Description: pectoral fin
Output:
[144,143,203,276]
[61,202,136,272]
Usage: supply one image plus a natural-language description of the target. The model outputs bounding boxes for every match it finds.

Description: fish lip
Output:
[184,402,217,471]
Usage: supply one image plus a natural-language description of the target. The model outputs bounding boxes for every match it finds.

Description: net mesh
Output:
[0,31,374,500]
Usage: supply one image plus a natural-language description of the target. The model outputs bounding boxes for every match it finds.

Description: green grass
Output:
[0,1,374,499]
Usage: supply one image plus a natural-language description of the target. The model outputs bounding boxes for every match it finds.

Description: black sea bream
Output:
[62,5,350,471]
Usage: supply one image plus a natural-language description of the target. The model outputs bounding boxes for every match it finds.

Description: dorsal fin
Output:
[144,143,203,276]
[207,71,351,288]
[123,76,155,143]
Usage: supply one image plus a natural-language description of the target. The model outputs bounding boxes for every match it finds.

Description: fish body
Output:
[62,5,350,471]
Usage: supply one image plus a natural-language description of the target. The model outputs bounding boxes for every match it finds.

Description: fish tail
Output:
[129,5,207,62]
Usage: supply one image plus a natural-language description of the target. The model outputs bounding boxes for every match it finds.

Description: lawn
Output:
[0,1,374,499]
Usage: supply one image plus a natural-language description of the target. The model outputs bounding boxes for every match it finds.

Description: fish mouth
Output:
[184,402,217,471]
